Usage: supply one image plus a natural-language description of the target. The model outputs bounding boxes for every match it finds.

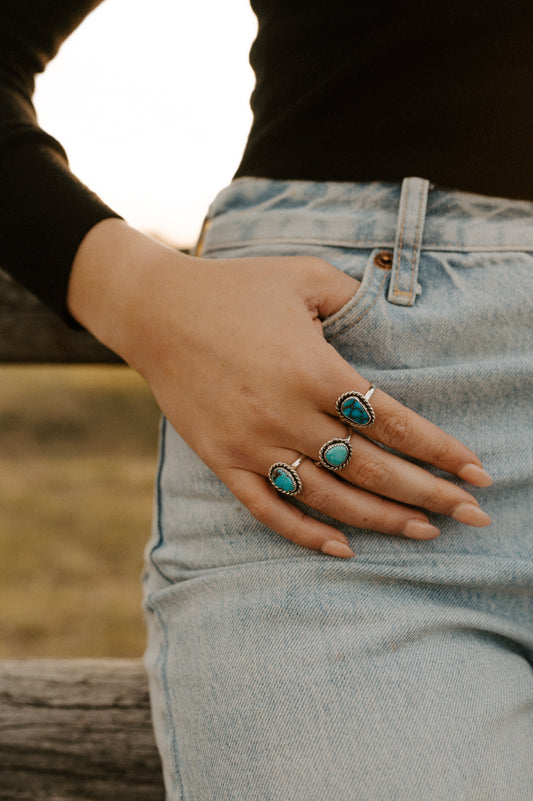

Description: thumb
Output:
[305,258,360,321]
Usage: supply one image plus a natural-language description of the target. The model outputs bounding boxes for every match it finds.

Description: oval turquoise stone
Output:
[272,468,297,493]
[324,443,349,467]
[340,397,371,425]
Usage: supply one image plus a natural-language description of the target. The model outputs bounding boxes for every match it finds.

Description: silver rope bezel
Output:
[335,389,376,428]
[268,462,303,496]
[318,436,353,471]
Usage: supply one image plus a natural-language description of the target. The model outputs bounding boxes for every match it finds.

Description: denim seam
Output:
[202,237,395,253]
[149,416,173,585]
[155,604,186,801]
[204,238,533,253]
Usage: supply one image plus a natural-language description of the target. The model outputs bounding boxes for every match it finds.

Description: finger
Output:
[292,459,441,538]
[225,469,356,558]
[256,416,490,526]
[318,355,493,486]
[224,453,443,556]
[298,256,361,321]
[364,388,492,485]
[336,433,492,526]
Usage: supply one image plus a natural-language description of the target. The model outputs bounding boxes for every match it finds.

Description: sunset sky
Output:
[34,0,257,246]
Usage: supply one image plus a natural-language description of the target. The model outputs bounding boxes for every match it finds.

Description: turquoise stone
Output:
[272,467,297,493]
[324,443,350,467]
[340,396,371,425]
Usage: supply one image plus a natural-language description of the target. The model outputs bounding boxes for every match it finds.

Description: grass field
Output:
[0,365,161,657]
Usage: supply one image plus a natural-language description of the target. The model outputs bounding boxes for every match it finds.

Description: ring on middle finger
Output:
[336,385,376,428]
[318,429,353,471]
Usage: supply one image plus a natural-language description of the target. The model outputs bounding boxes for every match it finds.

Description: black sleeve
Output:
[0,0,122,324]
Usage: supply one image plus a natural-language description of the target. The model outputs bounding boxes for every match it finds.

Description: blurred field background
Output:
[0,365,161,658]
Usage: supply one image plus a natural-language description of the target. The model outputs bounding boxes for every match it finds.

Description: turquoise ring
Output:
[268,454,306,496]
[336,385,376,428]
[318,429,353,471]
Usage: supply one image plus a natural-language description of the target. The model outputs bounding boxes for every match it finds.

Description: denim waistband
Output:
[201,176,533,254]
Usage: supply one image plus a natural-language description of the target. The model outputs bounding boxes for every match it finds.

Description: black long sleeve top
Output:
[1,0,532,320]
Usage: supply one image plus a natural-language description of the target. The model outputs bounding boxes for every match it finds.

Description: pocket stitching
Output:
[326,264,377,325]
[327,269,388,341]
[323,252,380,330]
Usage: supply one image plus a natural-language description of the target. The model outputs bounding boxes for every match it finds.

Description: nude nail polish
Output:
[457,463,493,487]
[452,502,492,527]
[403,519,441,539]
[321,540,355,558]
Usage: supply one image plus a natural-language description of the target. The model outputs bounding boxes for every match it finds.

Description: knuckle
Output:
[352,456,391,490]
[431,437,454,466]
[417,486,443,511]
[381,412,412,451]
[224,444,251,468]
[243,392,284,433]
[301,255,332,279]
[301,483,332,511]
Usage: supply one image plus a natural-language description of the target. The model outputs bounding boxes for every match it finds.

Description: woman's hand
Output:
[68,220,492,559]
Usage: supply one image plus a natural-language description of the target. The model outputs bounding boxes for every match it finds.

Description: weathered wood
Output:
[0,659,165,801]
[0,269,122,363]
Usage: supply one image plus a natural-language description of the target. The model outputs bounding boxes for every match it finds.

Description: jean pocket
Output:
[322,247,391,342]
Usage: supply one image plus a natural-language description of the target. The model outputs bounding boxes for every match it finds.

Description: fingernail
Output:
[403,519,441,539]
[457,463,493,487]
[452,502,492,527]
[321,540,355,559]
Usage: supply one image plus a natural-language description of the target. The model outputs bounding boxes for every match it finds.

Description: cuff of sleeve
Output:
[0,144,123,328]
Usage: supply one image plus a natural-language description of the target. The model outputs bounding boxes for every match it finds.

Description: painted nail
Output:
[403,519,441,539]
[452,502,492,527]
[457,464,493,487]
[321,540,355,559]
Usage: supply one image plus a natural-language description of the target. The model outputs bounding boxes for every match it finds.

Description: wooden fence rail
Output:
[0,269,121,363]
[0,659,165,801]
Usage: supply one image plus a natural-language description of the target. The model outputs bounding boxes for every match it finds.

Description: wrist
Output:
[67,219,192,362]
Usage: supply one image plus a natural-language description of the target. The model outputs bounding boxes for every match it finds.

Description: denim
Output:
[143,177,533,801]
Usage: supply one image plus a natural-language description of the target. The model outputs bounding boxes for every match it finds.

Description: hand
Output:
[68,220,493,558]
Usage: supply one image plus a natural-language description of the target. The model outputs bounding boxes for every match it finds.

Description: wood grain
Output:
[0,659,165,800]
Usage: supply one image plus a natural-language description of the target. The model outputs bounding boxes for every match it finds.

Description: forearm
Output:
[0,0,118,322]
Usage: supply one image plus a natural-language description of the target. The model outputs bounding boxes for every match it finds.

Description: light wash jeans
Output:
[143,177,533,801]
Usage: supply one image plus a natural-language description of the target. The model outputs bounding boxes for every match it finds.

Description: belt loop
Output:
[387,177,430,306]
